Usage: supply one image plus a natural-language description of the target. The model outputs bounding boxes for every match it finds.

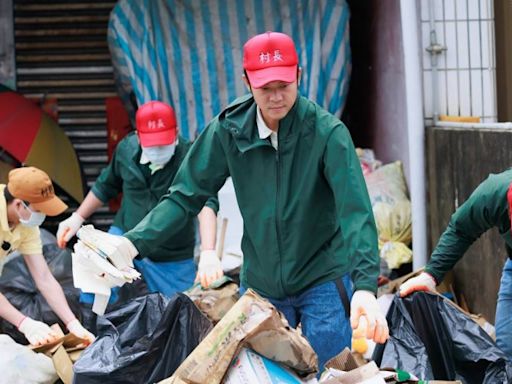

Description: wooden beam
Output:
[15,15,109,24]
[16,53,111,62]
[14,3,115,11]
[18,79,114,87]
[15,28,107,37]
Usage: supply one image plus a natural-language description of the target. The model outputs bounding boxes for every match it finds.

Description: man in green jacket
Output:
[91,32,388,369]
[400,169,512,361]
[57,101,220,297]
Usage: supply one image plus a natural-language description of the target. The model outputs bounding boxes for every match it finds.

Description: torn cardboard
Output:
[160,289,318,384]
[185,276,239,323]
[30,324,88,384]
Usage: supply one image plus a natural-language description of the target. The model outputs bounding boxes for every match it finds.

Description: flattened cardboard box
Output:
[160,289,318,384]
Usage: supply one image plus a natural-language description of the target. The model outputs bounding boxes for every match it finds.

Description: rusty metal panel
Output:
[14,0,118,231]
[427,126,512,322]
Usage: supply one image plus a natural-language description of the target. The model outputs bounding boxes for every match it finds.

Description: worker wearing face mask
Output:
[0,167,95,346]
[57,101,220,297]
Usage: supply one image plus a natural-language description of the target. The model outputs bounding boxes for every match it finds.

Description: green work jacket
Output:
[92,132,218,262]
[426,169,512,283]
[126,94,379,298]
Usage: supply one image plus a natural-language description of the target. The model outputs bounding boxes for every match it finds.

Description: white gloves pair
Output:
[18,317,95,346]
[350,290,389,344]
[57,212,85,248]
[196,250,223,288]
[399,272,437,297]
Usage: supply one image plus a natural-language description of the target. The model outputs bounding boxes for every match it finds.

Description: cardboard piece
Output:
[53,345,74,384]
[224,347,316,384]
[160,289,318,384]
[29,324,88,384]
[185,276,239,323]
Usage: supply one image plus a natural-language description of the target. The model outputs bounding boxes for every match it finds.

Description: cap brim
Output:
[138,130,177,147]
[246,65,297,88]
[32,195,68,216]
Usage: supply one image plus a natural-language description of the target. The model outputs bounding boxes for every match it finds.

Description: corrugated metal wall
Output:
[14,0,117,232]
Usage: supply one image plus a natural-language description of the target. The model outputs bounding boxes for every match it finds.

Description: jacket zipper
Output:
[275,148,285,296]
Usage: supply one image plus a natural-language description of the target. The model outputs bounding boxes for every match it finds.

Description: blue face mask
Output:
[141,143,176,167]
[18,202,46,227]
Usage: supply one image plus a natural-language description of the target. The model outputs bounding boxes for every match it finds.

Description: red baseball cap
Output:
[243,31,299,89]
[136,101,177,147]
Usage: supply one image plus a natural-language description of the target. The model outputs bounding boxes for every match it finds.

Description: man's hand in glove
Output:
[350,290,389,344]
[18,317,59,346]
[57,212,85,248]
[399,272,437,297]
[196,250,223,288]
[67,318,95,345]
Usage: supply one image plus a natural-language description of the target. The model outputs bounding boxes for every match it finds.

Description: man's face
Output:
[245,75,299,130]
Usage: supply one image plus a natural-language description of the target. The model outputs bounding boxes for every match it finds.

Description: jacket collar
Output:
[221,94,305,153]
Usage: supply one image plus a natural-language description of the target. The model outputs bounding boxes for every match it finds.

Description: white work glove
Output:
[350,290,389,344]
[57,212,85,248]
[196,250,223,288]
[399,272,437,297]
[18,317,59,346]
[66,318,95,345]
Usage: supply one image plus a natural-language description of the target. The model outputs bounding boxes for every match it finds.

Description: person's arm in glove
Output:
[350,290,389,344]
[24,253,88,330]
[196,206,222,288]
[57,191,104,248]
[0,292,58,346]
[399,272,437,297]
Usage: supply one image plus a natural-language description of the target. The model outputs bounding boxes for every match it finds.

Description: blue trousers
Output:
[495,258,512,362]
[241,275,353,371]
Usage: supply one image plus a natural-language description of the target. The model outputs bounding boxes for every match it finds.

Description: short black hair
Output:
[4,186,14,203]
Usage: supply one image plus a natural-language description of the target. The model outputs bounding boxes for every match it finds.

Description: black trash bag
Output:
[0,243,84,344]
[73,293,213,384]
[373,292,512,383]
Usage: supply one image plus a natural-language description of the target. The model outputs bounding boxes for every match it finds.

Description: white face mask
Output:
[18,202,46,227]
[141,143,176,167]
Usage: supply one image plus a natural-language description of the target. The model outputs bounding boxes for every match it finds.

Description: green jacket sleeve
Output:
[425,174,510,283]
[323,123,379,294]
[204,195,220,214]
[125,122,229,256]
[91,144,123,203]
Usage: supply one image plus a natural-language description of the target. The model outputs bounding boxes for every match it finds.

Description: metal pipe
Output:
[426,0,446,125]
[401,0,427,270]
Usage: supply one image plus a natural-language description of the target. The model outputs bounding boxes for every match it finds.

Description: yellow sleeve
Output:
[18,226,42,255]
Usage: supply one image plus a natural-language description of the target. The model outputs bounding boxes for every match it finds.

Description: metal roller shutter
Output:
[14,0,118,232]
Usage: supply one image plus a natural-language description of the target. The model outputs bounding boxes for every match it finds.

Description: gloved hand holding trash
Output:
[17,317,60,346]
[350,290,389,344]
[399,272,437,297]
[71,225,141,315]
[56,212,85,248]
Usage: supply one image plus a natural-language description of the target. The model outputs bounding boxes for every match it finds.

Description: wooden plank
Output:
[16,41,107,50]
[18,79,114,87]
[25,91,117,99]
[15,15,109,24]
[57,105,106,112]
[16,53,111,62]
[15,28,107,37]
[14,3,115,11]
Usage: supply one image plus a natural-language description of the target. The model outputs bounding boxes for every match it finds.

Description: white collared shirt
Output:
[256,107,278,150]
